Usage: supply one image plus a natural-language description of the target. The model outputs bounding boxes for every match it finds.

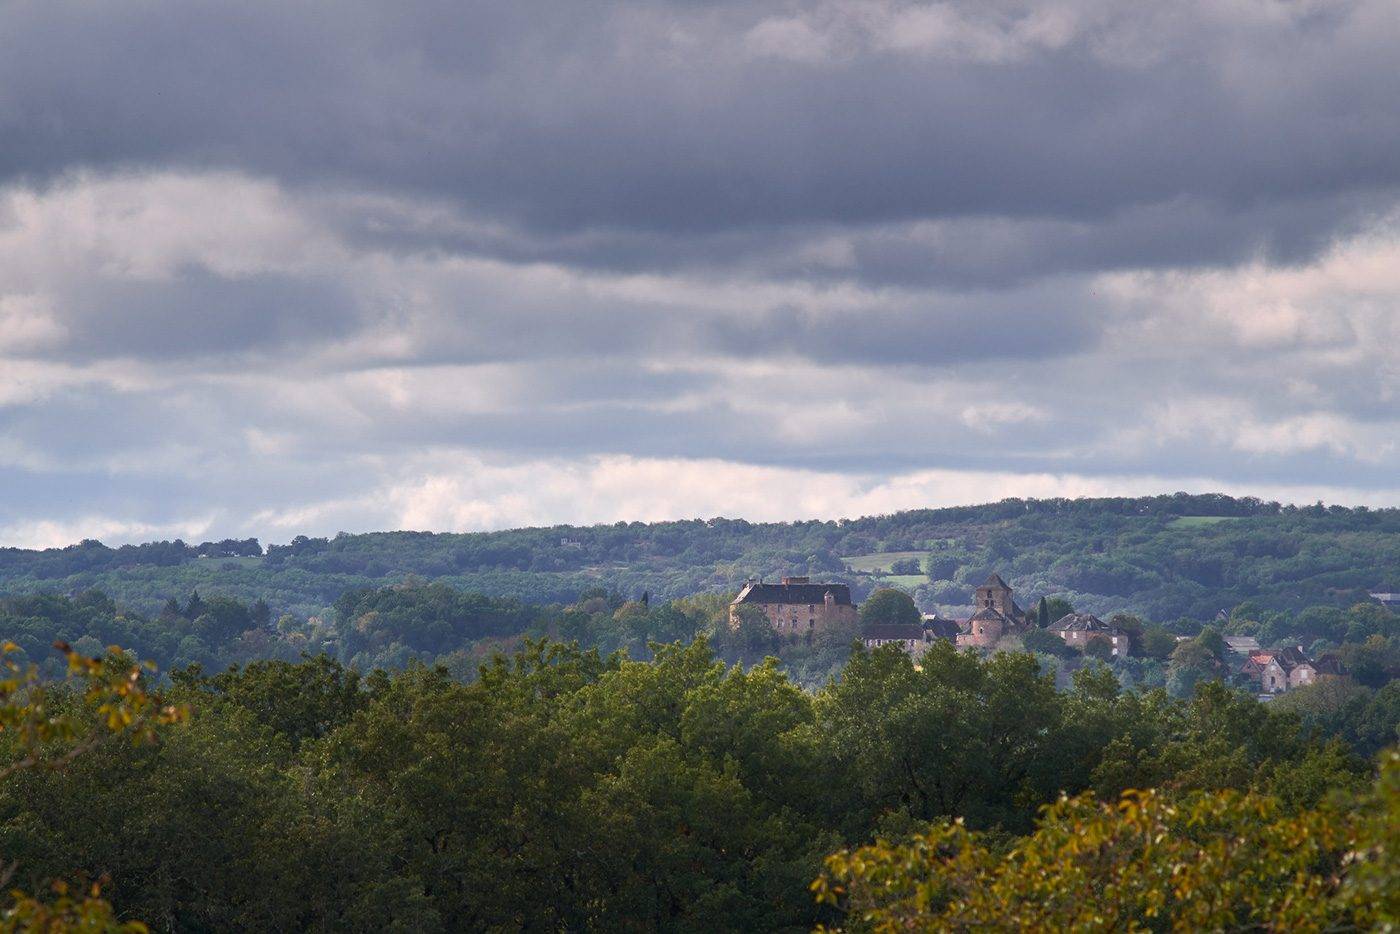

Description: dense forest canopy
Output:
[1,641,1396,930]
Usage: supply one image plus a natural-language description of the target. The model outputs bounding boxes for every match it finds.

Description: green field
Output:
[841,551,926,572]
[199,556,265,568]
[880,574,929,588]
[1168,516,1244,528]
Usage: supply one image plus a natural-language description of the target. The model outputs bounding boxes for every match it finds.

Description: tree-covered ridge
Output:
[1,640,1394,931]
[1,494,1397,622]
[5,576,1398,700]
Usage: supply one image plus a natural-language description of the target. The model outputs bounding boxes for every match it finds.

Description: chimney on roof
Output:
[782,576,809,585]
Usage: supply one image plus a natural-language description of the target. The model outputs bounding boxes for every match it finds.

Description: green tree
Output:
[1337,634,1400,688]
[859,589,920,628]
[1196,625,1226,659]
[1084,635,1115,660]
[187,655,367,748]
[1344,601,1396,642]
[1140,624,1178,660]
[1042,596,1074,623]
[182,590,205,619]
[816,754,1400,932]
[719,604,779,661]
[1022,627,1072,658]
[817,641,1065,832]
[923,555,959,580]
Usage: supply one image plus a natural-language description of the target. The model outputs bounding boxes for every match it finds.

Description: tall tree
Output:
[859,589,920,628]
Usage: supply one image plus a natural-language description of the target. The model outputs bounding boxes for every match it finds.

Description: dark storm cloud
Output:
[53,270,360,361]
[705,288,1101,366]
[3,0,1399,280]
[317,188,1390,290]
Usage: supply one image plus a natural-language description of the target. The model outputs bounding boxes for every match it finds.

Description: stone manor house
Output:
[729,577,859,633]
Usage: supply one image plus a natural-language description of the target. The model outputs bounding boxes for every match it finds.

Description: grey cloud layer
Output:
[2,0,1400,543]
[4,0,1400,277]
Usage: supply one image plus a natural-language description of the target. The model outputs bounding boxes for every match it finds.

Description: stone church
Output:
[955,573,1031,648]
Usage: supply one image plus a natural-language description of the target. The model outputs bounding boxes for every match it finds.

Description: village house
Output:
[1241,645,1319,694]
[729,577,857,634]
[1370,591,1400,610]
[861,623,932,656]
[861,615,960,658]
[922,614,961,641]
[955,573,1032,648]
[1048,612,1128,657]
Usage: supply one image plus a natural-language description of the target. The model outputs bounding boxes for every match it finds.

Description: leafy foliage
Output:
[2,880,149,934]
[0,643,185,932]
[859,589,921,627]
[0,641,186,780]
[815,751,1400,932]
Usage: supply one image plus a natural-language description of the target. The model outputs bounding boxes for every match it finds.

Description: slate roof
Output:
[1314,654,1345,676]
[1223,636,1261,655]
[981,573,1011,590]
[969,605,1016,624]
[732,581,853,606]
[922,616,961,640]
[1049,612,1115,633]
[1273,645,1315,672]
[863,623,926,641]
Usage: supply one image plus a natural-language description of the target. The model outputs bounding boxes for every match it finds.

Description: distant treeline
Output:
[0,536,262,576]
[0,494,1398,622]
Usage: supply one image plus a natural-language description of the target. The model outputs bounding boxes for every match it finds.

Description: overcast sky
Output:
[2,0,1399,548]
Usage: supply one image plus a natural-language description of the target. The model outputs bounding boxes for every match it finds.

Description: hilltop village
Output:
[731,573,1337,696]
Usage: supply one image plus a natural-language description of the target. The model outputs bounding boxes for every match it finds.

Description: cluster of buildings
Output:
[729,574,1348,696]
[730,573,1130,657]
[1223,636,1340,695]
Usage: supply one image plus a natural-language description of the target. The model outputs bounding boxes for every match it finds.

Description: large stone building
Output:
[1048,612,1128,657]
[955,573,1032,648]
[730,577,858,634]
